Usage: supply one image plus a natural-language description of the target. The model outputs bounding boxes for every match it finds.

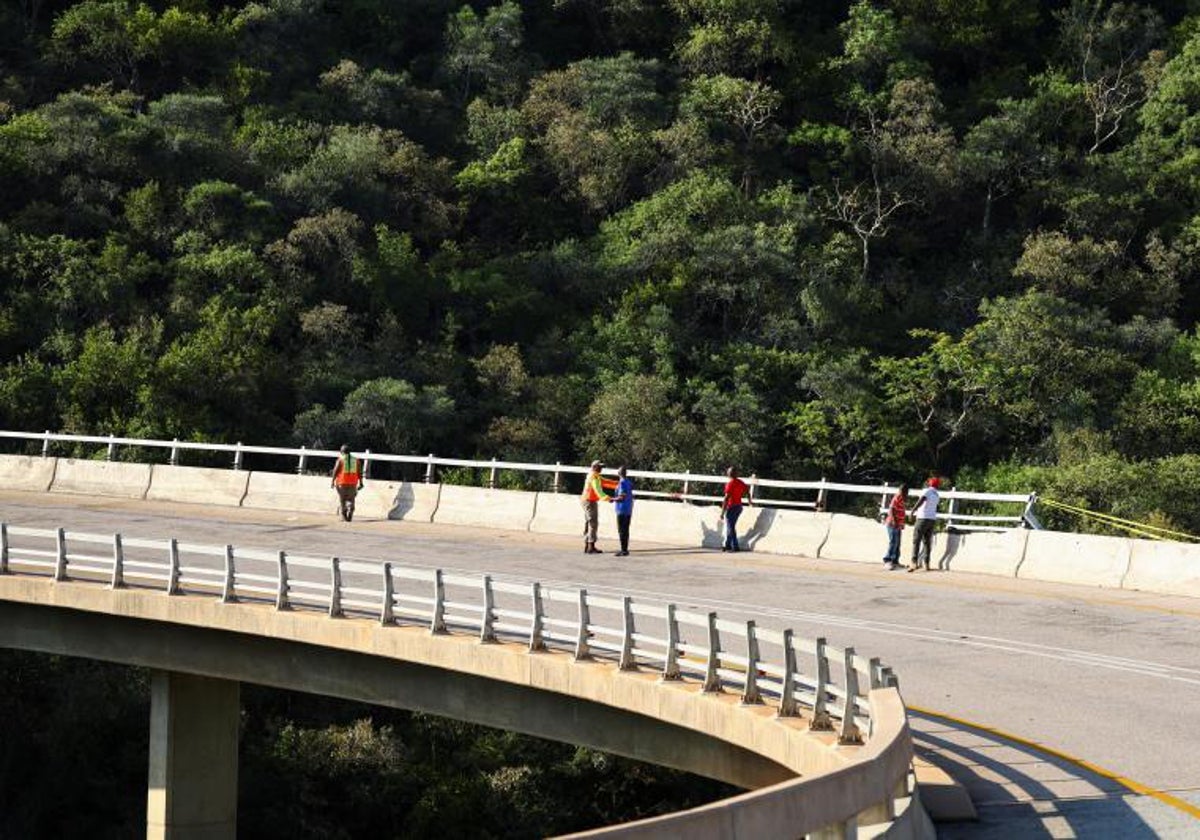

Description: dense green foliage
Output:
[3,0,1200,530]
[0,651,734,837]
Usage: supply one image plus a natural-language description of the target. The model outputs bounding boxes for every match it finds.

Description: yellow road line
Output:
[910,705,1200,821]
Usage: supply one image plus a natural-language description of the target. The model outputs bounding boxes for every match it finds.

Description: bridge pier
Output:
[147,671,239,840]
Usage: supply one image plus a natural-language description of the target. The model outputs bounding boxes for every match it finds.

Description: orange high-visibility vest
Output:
[581,472,608,502]
[334,453,361,487]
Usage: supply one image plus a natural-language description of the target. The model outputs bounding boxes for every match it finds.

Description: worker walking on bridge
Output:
[909,476,940,571]
[331,444,365,522]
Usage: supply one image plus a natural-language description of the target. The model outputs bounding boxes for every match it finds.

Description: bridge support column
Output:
[147,671,239,840]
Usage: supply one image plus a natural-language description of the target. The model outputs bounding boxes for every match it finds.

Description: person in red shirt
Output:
[720,466,750,552]
[882,483,908,570]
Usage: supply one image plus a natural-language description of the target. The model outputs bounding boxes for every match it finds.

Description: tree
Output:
[444,0,526,106]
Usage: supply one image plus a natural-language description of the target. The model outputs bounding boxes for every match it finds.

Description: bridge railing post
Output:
[41,430,51,459]
[574,589,590,660]
[424,454,436,484]
[221,545,236,602]
[276,550,289,610]
[742,620,761,704]
[296,446,307,475]
[703,612,721,692]
[619,596,635,670]
[779,629,798,717]
[947,485,960,532]
[110,533,124,589]
[529,582,545,651]
[106,434,117,462]
[232,442,243,471]
[480,575,495,642]
[663,604,681,680]
[169,438,180,467]
[362,449,371,479]
[811,637,833,731]
[380,562,394,625]
[0,523,8,575]
[488,457,498,489]
[167,538,180,594]
[839,646,862,744]
[54,527,67,581]
[329,557,342,617]
[552,462,562,493]
[431,569,446,633]
[816,477,828,511]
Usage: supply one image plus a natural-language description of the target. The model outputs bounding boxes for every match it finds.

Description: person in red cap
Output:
[908,476,941,571]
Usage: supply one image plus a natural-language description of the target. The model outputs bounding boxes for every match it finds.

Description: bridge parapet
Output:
[0,522,929,838]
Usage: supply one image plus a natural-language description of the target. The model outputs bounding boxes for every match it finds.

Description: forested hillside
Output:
[2,0,1200,530]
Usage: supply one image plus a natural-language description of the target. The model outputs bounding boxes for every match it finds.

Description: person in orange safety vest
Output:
[580,459,616,554]
[331,444,364,521]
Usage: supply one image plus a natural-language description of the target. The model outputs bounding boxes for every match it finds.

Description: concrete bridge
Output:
[2,440,1200,837]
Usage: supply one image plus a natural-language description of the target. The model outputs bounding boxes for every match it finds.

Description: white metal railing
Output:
[0,429,1037,531]
[0,521,892,746]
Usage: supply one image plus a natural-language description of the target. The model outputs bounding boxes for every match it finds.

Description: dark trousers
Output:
[912,519,935,566]
[723,505,743,550]
[616,513,631,552]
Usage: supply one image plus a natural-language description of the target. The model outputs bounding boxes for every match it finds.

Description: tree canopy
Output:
[3,0,1200,531]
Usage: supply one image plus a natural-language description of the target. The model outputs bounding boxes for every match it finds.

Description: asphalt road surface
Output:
[3,491,1199,838]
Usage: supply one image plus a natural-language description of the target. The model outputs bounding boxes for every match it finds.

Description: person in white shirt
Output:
[909,476,941,572]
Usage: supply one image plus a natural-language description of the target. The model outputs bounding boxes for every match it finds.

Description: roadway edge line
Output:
[908,704,1200,821]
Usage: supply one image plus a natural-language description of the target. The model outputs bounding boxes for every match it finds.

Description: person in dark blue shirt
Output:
[613,466,634,556]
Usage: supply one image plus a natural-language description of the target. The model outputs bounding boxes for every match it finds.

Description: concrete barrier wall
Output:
[432,485,537,531]
[0,455,57,493]
[147,465,250,507]
[821,514,889,565]
[530,493,601,540]
[1123,540,1200,599]
[1018,530,1133,588]
[241,472,337,515]
[939,529,1028,577]
[356,482,440,522]
[51,459,151,499]
[749,509,832,557]
[633,499,725,548]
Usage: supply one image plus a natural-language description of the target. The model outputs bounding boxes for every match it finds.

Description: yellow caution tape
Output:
[1039,497,1200,542]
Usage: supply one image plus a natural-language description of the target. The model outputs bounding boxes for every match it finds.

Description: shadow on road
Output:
[908,709,1168,838]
